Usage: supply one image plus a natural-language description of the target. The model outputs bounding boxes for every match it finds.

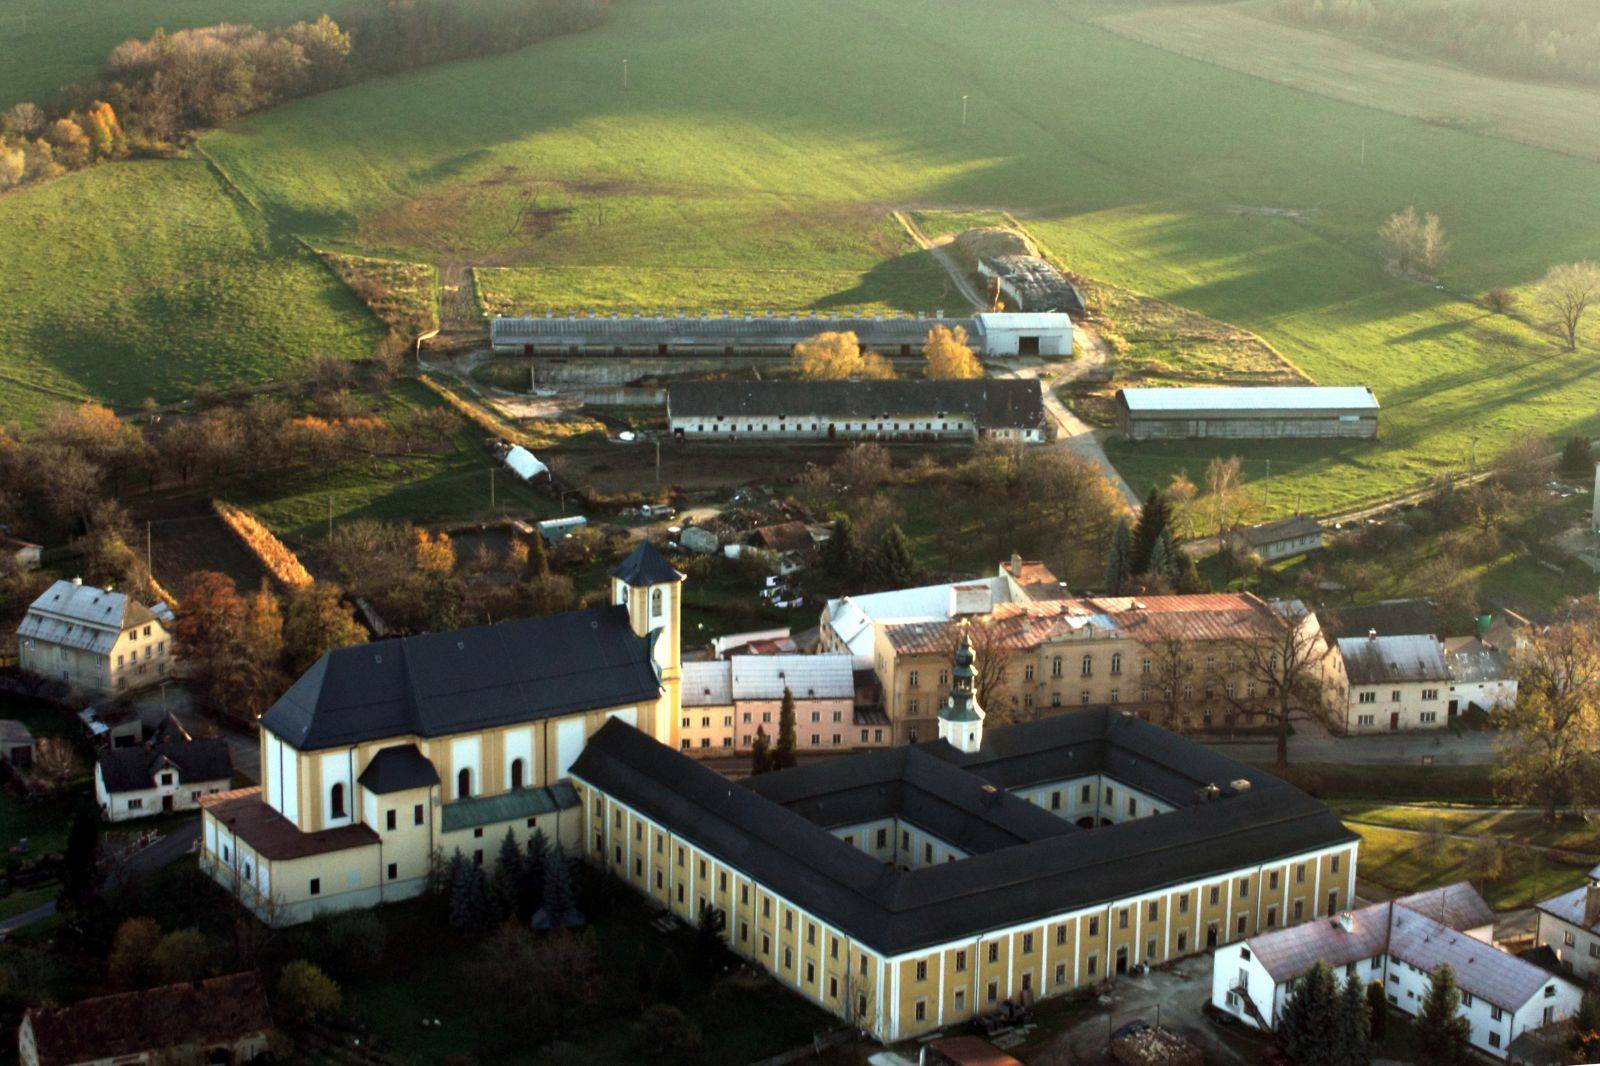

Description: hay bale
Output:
[951,226,1038,270]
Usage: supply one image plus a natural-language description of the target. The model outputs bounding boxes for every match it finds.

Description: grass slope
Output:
[191,0,1600,512]
[0,0,335,108]
[0,159,381,425]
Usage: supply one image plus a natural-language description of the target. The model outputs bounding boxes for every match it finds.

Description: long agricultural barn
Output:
[1116,386,1379,441]
[667,379,1048,443]
[490,311,1073,359]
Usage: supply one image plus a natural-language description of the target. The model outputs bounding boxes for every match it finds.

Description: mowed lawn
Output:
[0,159,380,424]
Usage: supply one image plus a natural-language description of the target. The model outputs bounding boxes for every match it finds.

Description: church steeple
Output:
[938,628,985,754]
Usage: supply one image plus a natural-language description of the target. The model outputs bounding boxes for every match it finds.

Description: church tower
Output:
[610,542,684,747]
[938,628,985,755]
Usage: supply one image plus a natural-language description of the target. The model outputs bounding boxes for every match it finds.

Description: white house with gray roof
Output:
[1333,632,1450,734]
[17,579,174,698]
[1444,636,1518,717]
[1534,866,1600,984]
[1214,882,1578,1060]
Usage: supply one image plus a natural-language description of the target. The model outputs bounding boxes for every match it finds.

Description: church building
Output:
[198,543,685,925]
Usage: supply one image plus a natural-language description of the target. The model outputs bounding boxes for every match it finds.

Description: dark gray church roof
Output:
[666,380,1044,430]
[611,542,683,587]
[259,606,660,751]
[356,744,441,794]
[98,738,232,794]
[572,709,1356,955]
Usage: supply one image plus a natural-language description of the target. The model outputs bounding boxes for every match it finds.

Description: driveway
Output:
[133,685,260,783]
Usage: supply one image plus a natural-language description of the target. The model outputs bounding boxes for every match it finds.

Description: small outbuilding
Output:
[0,534,41,572]
[1116,386,1379,440]
[1226,514,1324,562]
[0,720,35,769]
[95,734,233,821]
[503,445,548,481]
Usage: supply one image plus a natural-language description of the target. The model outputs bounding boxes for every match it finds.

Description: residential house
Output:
[1334,632,1449,733]
[18,972,271,1066]
[1225,515,1324,562]
[0,720,34,769]
[874,592,1331,746]
[17,579,174,698]
[708,627,796,658]
[679,653,876,754]
[198,543,685,925]
[748,520,820,573]
[95,733,233,821]
[1444,636,1517,716]
[1534,866,1600,983]
[1212,882,1578,1061]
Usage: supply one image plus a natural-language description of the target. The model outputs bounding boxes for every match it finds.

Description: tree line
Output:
[1272,0,1600,87]
[0,0,609,193]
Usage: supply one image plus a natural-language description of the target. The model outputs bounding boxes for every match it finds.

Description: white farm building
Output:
[1116,386,1379,440]
[666,379,1047,444]
[491,311,1072,359]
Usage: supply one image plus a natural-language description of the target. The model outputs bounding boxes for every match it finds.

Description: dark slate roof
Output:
[356,744,440,794]
[1236,514,1323,547]
[260,606,660,751]
[1321,598,1442,639]
[96,738,232,794]
[572,709,1356,956]
[611,542,683,587]
[666,380,1045,430]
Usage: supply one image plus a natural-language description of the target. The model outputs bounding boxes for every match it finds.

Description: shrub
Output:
[276,959,341,1023]
[1481,287,1517,315]
[631,1004,704,1060]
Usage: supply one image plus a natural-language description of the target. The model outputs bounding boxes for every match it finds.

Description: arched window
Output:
[457,768,471,799]
[510,758,525,790]
[650,588,663,615]
[330,783,346,819]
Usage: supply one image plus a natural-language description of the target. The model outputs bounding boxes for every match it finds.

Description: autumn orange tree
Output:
[792,331,895,380]
[922,325,982,379]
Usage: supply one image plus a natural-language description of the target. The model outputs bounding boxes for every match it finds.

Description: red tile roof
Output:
[23,973,270,1066]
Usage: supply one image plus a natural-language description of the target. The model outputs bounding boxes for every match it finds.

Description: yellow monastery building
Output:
[201,546,1357,1043]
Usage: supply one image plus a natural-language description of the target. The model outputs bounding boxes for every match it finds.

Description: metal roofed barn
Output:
[667,379,1047,444]
[976,255,1086,316]
[1116,386,1379,440]
[490,311,1072,358]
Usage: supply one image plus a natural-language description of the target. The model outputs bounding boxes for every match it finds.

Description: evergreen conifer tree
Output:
[1147,536,1171,586]
[1174,549,1208,594]
[490,828,524,919]
[520,828,549,919]
[1104,517,1132,594]
[535,846,582,929]
[1155,527,1180,581]
[60,800,102,912]
[871,524,919,589]
[653,948,686,1003]
[1570,993,1600,1062]
[750,726,773,775]
[1413,965,1472,1066]
[773,687,798,769]
[1130,485,1172,574]
[1333,973,1373,1066]
[447,851,492,937]
[823,513,859,582]
[1280,960,1339,1065]
[1365,980,1387,1043]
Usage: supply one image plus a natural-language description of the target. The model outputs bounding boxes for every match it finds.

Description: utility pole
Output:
[1469,435,1479,477]
[961,94,969,127]
[490,468,497,512]
[328,494,334,538]
[655,439,661,484]
[146,521,152,576]
[622,58,629,90]
[1360,135,1366,166]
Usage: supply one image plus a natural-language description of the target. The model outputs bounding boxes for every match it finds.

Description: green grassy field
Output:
[4,0,1600,513]
[1351,823,1586,910]
[0,159,380,425]
[0,0,336,108]
[236,380,559,544]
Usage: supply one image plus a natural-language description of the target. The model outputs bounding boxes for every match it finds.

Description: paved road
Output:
[0,820,200,935]
[0,901,56,935]
[1004,347,1142,511]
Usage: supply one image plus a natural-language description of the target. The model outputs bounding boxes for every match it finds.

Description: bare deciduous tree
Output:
[1534,261,1600,351]
[1135,631,1200,731]
[1213,600,1339,767]
[1378,206,1448,278]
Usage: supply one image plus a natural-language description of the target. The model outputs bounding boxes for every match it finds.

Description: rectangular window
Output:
[955,950,967,972]
[414,804,424,826]
[309,878,321,895]
[386,810,396,831]
[387,862,398,880]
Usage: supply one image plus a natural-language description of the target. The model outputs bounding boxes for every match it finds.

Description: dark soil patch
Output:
[129,495,275,593]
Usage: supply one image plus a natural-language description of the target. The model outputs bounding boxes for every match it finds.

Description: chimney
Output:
[1009,551,1023,576]
[71,576,83,586]
[1368,628,1378,640]
[950,584,993,617]
[1337,911,1354,933]
[1585,885,1600,929]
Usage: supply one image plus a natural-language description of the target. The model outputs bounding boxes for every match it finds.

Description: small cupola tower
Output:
[938,628,985,755]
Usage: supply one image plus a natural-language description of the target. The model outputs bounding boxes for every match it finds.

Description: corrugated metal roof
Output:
[1389,905,1556,1011]
[1119,386,1379,413]
[439,783,579,833]
[824,576,1016,664]
[1247,904,1393,983]
[975,311,1075,332]
[493,313,977,347]
[1445,642,1514,686]
[1336,634,1449,685]
[667,379,1044,429]
[731,654,854,700]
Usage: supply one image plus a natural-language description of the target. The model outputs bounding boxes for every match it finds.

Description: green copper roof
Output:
[440,782,579,833]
